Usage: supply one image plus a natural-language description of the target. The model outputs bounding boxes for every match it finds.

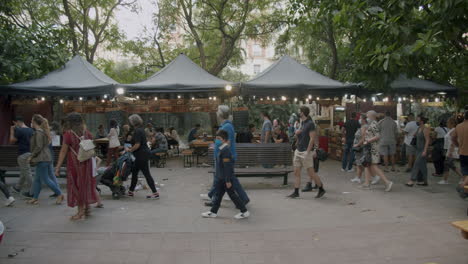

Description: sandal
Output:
[27,199,39,205]
[84,206,91,217]
[55,194,64,205]
[70,209,86,221]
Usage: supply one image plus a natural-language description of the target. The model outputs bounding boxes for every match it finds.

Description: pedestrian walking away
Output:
[341,112,360,172]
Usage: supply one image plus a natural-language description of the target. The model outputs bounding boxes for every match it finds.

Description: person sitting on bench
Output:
[150,127,168,155]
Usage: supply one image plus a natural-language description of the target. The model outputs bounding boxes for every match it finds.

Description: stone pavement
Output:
[0,159,467,264]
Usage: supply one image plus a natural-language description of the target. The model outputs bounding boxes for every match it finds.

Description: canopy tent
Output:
[1,55,117,96]
[123,54,233,94]
[241,55,360,96]
[390,75,457,94]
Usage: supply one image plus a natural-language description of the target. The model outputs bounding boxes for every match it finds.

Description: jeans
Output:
[411,151,428,183]
[129,156,157,193]
[208,176,249,204]
[32,162,62,199]
[16,152,32,192]
[0,181,11,199]
[342,142,355,170]
[210,179,247,214]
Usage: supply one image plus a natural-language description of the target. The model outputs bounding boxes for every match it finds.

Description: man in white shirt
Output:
[403,113,419,172]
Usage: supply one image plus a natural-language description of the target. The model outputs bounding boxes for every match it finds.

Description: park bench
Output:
[150,151,168,168]
[207,143,293,185]
[0,145,66,180]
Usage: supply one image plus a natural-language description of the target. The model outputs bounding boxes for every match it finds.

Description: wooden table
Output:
[190,140,214,166]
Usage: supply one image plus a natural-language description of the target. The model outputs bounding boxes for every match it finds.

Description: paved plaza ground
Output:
[0,158,467,264]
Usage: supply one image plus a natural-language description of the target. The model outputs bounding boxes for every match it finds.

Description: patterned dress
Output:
[354,124,368,166]
[365,120,381,164]
[63,130,98,208]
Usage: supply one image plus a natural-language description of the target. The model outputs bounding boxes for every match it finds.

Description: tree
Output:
[95,59,148,83]
[157,0,285,75]
[0,2,70,84]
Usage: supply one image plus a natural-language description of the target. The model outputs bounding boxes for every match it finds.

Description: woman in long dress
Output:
[55,113,98,220]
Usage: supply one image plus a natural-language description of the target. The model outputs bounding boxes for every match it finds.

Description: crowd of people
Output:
[2,104,467,221]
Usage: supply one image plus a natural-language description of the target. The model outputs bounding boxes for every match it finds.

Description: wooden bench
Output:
[452,220,468,240]
[0,145,66,179]
[207,143,293,185]
[151,152,168,168]
[182,149,195,167]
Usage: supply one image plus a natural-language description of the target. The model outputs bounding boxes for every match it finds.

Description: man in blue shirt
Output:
[9,116,34,197]
[188,124,201,143]
[201,105,250,205]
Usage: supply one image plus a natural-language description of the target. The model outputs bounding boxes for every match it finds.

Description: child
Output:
[201,130,250,219]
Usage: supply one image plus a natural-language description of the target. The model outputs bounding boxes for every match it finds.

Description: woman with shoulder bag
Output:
[55,113,98,220]
[27,115,64,205]
[406,115,431,187]
[350,114,368,184]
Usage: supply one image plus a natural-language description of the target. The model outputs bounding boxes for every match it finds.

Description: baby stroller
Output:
[99,152,134,199]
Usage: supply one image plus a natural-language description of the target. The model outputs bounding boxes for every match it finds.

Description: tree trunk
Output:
[62,0,78,55]
[325,19,338,79]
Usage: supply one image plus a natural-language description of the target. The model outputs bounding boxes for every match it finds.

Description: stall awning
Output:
[241,55,360,96]
[123,54,232,94]
[390,75,457,94]
[1,55,117,96]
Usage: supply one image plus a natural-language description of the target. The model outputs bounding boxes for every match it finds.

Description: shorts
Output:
[379,143,396,156]
[293,150,314,169]
[406,144,416,156]
[444,157,457,172]
[460,155,468,176]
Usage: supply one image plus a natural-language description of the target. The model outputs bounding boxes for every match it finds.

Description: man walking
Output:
[10,116,34,197]
[452,111,468,190]
[260,111,273,144]
[403,113,418,172]
[341,112,360,172]
[288,106,325,198]
[378,111,399,172]
[201,105,250,205]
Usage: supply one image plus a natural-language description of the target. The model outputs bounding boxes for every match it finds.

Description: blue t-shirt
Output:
[214,120,237,161]
[14,127,34,155]
[188,128,198,142]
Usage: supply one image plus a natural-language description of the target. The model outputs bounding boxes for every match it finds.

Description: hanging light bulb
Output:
[101,99,105,103]
[281,96,286,101]
[136,95,140,99]
[41,97,45,101]
[272,97,276,101]
[253,95,256,99]
[267,96,270,100]
[225,84,232,91]
[103,94,108,99]
[59,99,64,104]
[177,95,181,99]
[294,98,298,102]
[154,97,158,101]
[79,97,83,101]
[260,98,264,101]
[403,97,407,101]
[435,98,440,102]
[213,96,217,100]
[308,95,312,99]
[398,97,402,102]
[209,97,213,100]
[316,97,320,100]
[116,88,125,95]
[410,99,414,102]
[421,98,426,103]
[363,98,367,102]
[191,97,195,100]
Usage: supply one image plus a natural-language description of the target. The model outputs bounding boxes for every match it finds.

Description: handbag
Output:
[410,137,417,146]
[316,148,328,161]
[361,145,372,167]
[71,131,96,162]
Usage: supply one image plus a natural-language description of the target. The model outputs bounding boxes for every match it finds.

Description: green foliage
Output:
[94,59,148,83]
[0,18,70,84]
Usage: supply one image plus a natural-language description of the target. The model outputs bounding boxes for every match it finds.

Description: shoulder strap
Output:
[442,127,447,133]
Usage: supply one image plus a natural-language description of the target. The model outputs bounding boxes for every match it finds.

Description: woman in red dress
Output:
[55,113,97,220]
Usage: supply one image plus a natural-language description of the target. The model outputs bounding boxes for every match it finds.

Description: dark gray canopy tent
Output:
[390,75,457,94]
[241,55,360,96]
[1,55,117,96]
[124,54,233,94]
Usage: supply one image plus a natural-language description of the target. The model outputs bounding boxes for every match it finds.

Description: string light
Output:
[308,95,312,99]
[154,97,158,101]
[316,97,320,100]
[103,94,108,99]
[272,97,276,101]
[253,96,256,99]
[410,99,414,102]
[403,97,407,101]
[260,98,263,101]
[41,97,45,101]
[267,96,270,100]
[101,99,105,103]
[435,98,440,102]
[383,97,389,102]
[281,96,286,101]
[225,84,232,91]
[116,88,125,95]
[191,97,195,100]
[363,98,367,102]
[59,99,64,104]
[209,97,213,100]
[79,97,83,101]
[213,96,217,100]
[294,98,298,102]
[136,95,140,99]
[398,97,402,102]
[177,95,181,99]
[421,98,426,103]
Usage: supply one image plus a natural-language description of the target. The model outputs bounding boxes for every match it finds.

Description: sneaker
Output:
[301,182,313,192]
[315,188,326,198]
[201,211,217,218]
[347,168,355,173]
[385,181,393,192]
[360,184,371,190]
[234,211,250,219]
[341,168,346,172]
[371,176,381,185]
[200,194,210,201]
[287,192,299,198]
[350,177,361,183]
[146,193,160,199]
[22,191,33,198]
[438,180,449,185]
[127,191,134,197]
[12,186,21,194]
[5,196,15,207]
[49,193,59,198]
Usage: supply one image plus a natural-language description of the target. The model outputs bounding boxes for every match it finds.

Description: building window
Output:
[253,44,262,56]
[253,64,261,74]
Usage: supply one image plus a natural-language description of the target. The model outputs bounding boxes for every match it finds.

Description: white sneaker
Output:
[371,176,381,185]
[350,177,361,183]
[347,168,355,173]
[200,194,210,200]
[385,181,393,192]
[201,211,217,218]
[438,180,449,185]
[5,196,15,207]
[341,168,346,172]
[234,211,250,219]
